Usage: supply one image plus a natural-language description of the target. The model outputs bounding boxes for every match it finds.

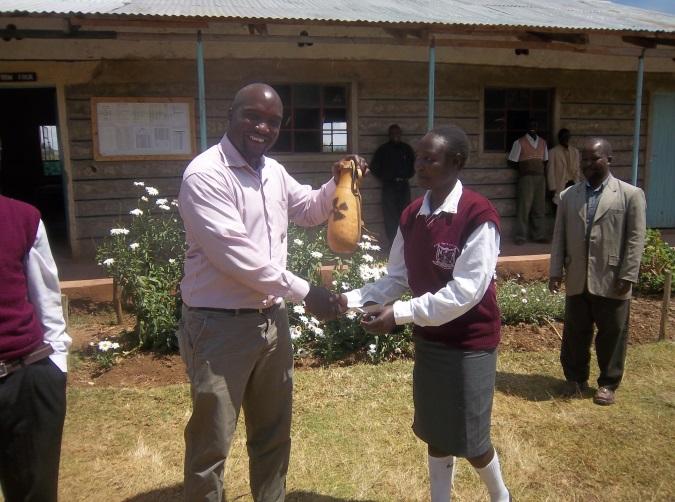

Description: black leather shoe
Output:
[593,386,616,405]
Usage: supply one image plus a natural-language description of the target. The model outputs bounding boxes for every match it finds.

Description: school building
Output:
[1,0,674,257]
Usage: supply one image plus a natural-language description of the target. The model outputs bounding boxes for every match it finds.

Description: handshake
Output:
[302,285,396,335]
[303,284,346,321]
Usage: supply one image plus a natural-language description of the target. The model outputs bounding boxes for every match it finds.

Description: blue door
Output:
[647,93,675,228]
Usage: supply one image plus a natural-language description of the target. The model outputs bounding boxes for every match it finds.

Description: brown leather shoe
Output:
[561,381,589,398]
[593,386,615,405]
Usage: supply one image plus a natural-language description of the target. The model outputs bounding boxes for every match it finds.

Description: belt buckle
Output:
[0,362,8,378]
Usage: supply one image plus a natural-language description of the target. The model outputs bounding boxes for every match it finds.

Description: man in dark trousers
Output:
[370,124,415,246]
[549,137,646,406]
[0,193,71,501]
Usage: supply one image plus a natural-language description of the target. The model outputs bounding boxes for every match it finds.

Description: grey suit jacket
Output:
[549,174,646,300]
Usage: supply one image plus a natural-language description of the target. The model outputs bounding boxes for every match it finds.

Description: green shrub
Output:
[638,229,675,295]
[96,182,185,351]
[497,278,565,325]
[286,226,413,363]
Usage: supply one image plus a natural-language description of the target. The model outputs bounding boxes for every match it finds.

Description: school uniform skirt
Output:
[412,336,497,458]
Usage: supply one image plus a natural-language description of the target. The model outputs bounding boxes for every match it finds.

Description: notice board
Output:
[92,97,196,161]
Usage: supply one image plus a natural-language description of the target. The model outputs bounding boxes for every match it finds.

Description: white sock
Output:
[475,450,509,502]
[428,454,456,502]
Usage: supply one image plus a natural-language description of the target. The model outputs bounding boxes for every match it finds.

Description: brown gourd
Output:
[327,159,364,254]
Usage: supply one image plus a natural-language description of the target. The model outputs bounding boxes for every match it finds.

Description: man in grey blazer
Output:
[548,137,646,405]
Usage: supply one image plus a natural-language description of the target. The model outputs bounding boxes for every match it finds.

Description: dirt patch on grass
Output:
[67,295,673,388]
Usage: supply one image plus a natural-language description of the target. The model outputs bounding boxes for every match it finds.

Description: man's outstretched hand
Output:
[304,285,340,321]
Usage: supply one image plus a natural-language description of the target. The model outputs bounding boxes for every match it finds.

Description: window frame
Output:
[481,86,555,155]
[270,83,351,154]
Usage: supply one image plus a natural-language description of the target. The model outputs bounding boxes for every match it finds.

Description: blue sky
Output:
[610,0,675,14]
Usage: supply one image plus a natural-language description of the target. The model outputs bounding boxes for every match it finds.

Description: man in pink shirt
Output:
[178,82,365,501]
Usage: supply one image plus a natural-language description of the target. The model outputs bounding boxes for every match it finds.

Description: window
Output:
[39,125,62,176]
[483,88,553,153]
[272,84,348,153]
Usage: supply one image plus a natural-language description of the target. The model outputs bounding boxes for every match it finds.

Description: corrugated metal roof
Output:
[2,0,674,33]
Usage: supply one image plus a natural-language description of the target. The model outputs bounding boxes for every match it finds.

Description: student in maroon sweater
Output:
[0,194,71,502]
[335,125,510,501]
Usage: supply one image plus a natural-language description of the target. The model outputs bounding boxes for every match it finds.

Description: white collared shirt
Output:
[24,220,71,372]
[345,180,500,326]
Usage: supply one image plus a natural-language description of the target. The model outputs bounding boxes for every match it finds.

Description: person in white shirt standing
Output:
[0,193,71,502]
[508,119,548,245]
[334,125,510,502]
[547,128,581,209]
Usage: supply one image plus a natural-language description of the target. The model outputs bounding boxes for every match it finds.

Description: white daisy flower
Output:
[141,196,149,202]
[155,198,168,205]
[110,228,130,236]
[133,181,145,187]
[310,251,323,259]
[293,305,306,315]
[362,254,374,263]
[293,239,303,246]
[159,204,171,211]
[145,186,159,196]
[367,344,376,354]
[129,243,140,250]
[103,258,115,266]
[130,208,143,216]
[521,298,528,304]
[168,258,176,264]
[290,326,302,340]
[98,340,113,352]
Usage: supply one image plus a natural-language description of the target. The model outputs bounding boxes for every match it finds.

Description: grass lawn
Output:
[58,342,674,501]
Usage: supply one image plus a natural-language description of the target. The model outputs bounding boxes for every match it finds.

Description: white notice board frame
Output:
[91,97,196,161]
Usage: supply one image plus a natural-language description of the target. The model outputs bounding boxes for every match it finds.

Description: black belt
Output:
[0,343,54,379]
[186,304,278,316]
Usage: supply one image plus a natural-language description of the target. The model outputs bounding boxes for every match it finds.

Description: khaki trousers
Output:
[178,303,293,502]
[514,174,546,241]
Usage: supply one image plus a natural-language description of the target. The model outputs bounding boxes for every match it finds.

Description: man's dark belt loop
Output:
[0,343,54,378]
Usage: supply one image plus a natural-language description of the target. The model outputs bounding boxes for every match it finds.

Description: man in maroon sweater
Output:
[0,193,71,502]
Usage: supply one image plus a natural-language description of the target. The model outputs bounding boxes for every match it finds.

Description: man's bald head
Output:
[584,137,613,159]
[230,83,281,114]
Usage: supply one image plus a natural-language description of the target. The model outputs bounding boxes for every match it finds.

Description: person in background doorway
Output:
[0,191,71,502]
[547,128,581,208]
[335,124,510,502]
[508,119,548,244]
[370,124,416,247]
[549,137,646,406]
[177,82,365,501]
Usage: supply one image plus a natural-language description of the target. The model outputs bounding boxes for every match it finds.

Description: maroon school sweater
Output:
[400,188,501,350]
[0,195,44,360]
